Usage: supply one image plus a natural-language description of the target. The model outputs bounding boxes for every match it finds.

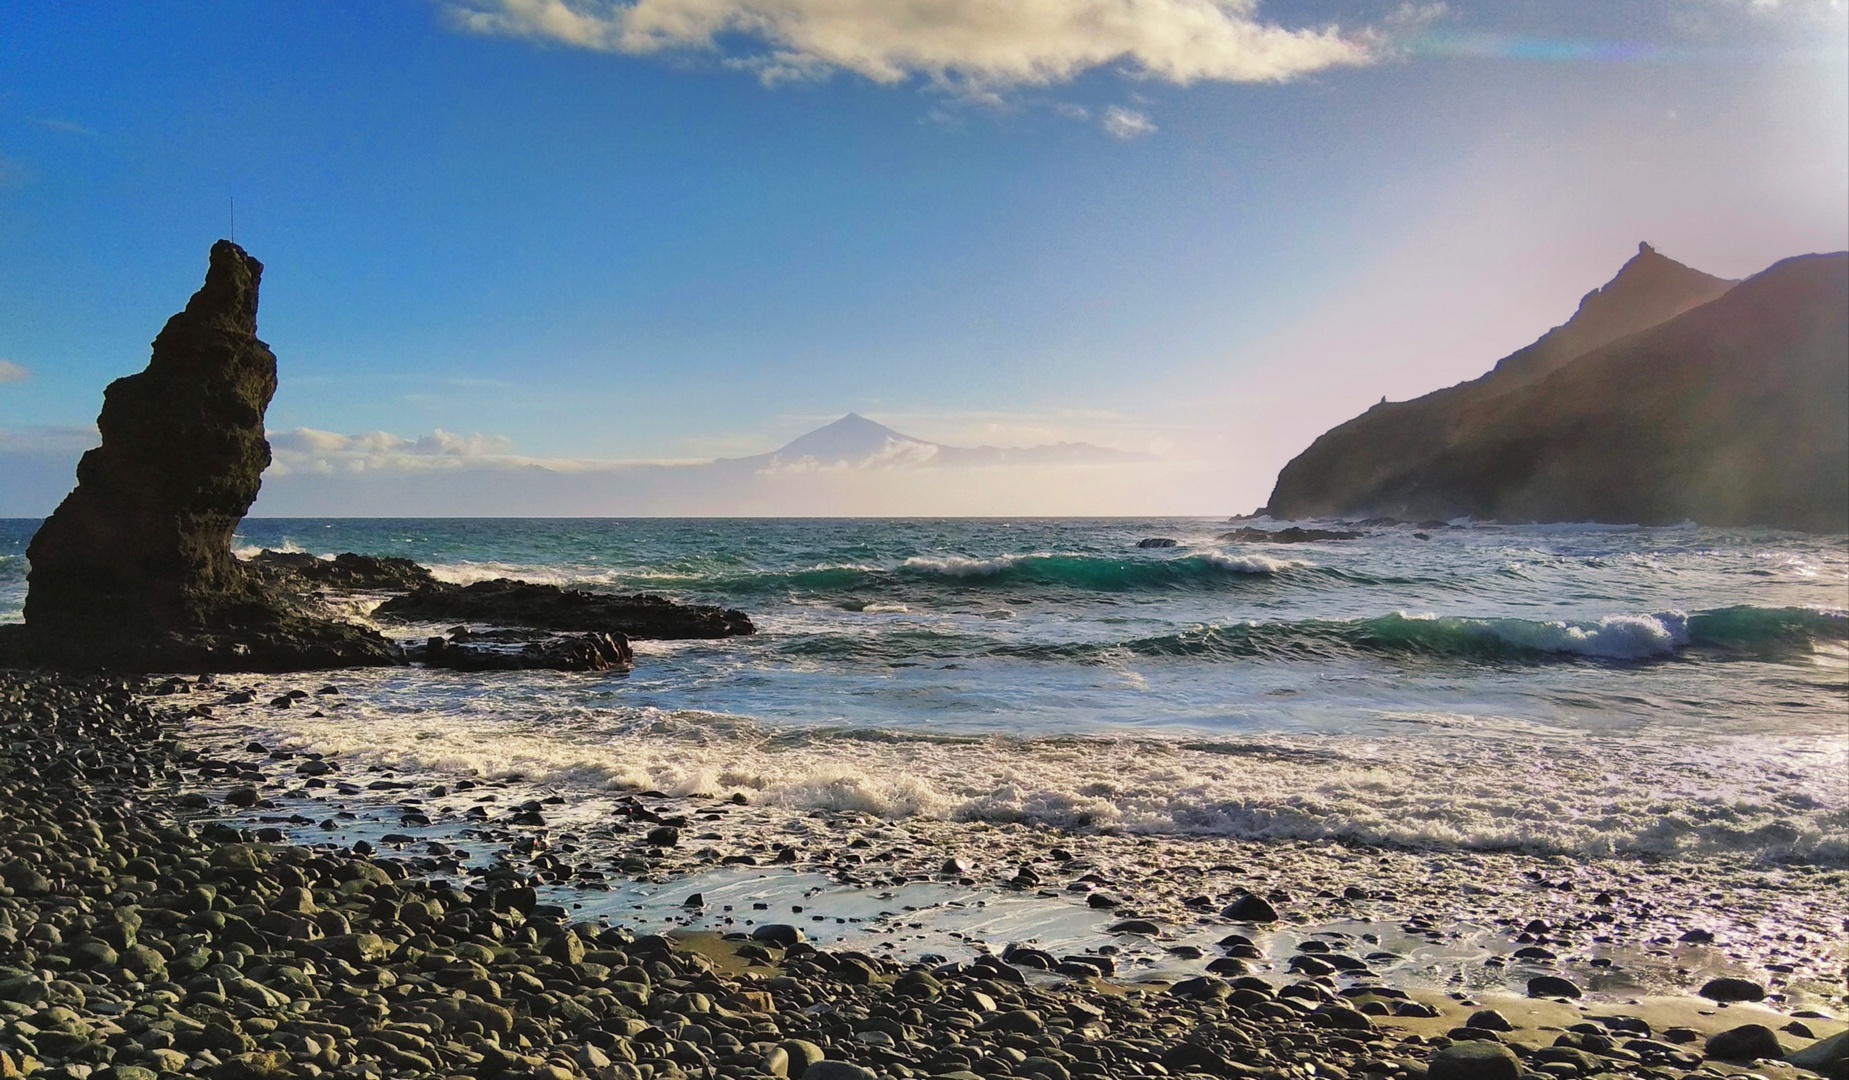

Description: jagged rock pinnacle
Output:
[17,242,401,672]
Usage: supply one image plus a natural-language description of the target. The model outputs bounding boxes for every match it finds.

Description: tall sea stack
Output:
[13,241,401,671]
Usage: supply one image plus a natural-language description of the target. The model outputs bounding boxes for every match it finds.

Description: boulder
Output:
[1221,894,1279,922]
[1705,1024,1781,1062]
[1428,1041,1522,1080]
[1526,975,1582,999]
[1698,976,1766,1002]
[1787,1030,1849,1070]
[9,242,402,672]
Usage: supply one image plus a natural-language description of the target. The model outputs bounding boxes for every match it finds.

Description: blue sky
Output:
[1,0,1845,515]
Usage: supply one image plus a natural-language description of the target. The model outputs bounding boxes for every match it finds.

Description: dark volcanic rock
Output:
[1698,976,1767,1002]
[414,628,634,672]
[375,578,755,639]
[9,242,402,672]
[244,550,438,592]
[1219,526,1361,543]
[1263,245,1849,532]
[1136,537,1179,548]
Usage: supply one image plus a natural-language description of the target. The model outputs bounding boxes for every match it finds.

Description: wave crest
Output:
[898,551,1308,589]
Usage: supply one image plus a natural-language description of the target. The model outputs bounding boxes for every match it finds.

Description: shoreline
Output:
[3,671,1842,1079]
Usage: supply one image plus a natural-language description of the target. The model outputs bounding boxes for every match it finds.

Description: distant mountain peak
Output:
[771,414,929,465]
[1488,242,1736,386]
[725,413,1151,471]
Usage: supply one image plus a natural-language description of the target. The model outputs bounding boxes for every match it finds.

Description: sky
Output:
[1,0,1845,516]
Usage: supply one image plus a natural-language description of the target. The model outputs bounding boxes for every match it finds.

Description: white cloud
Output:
[0,360,28,385]
[1670,0,1848,31]
[1101,105,1157,138]
[1385,2,1449,27]
[1725,0,1845,11]
[267,427,530,475]
[448,0,1373,91]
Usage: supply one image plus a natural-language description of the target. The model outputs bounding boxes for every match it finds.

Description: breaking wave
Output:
[897,551,1309,588]
[775,606,1848,666]
[1094,606,1846,664]
[438,551,1326,599]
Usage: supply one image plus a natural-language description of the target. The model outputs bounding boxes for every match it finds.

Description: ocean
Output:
[3,517,1845,867]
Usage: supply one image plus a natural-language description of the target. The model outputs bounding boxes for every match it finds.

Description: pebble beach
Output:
[3,670,1845,1080]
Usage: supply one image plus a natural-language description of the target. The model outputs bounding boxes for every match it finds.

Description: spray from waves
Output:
[231,540,307,559]
[425,562,630,588]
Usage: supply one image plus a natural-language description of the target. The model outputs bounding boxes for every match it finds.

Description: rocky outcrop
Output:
[375,578,755,640]
[7,242,402,672]
[1263,246,1849,532]
[414,627,635,672]
[244,550,438,593]
[1220,526,1361,543]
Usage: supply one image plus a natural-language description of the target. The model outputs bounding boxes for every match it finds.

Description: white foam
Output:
[425,562,630,588]
[901,554,1028,577]
[232,539,309,558]
[1483,611,1691,659]
[191,676,1849,867]
[1198,551,1307,575]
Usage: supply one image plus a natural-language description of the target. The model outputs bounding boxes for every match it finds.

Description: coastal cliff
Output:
[1263,246,1848,532]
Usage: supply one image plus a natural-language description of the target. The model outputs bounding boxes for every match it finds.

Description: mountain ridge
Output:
[1262,246,1848,531]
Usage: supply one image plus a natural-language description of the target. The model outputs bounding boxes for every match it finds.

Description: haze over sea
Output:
[8,516,1841,866]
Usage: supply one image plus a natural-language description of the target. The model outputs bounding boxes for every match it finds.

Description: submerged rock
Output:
[7,242,401,672]
[376,578,755,639]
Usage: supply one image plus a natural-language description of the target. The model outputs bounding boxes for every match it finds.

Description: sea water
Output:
[2,517,1844,866]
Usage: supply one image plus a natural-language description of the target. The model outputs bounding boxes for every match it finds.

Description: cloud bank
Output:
[448,0,1372,89]
[268,428,522,475]
[245,416,1170,516]
[0,416,1211,517]
[0,361,29,384]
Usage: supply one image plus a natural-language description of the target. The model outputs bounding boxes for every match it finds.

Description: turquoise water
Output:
[4,517,1846,862]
